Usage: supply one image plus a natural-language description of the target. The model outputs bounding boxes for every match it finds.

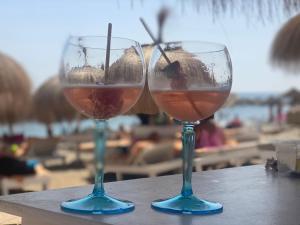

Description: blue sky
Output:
[0,0,299,93]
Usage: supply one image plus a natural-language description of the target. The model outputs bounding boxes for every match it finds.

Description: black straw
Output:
[104,23,112,81]
[139,18,171,64]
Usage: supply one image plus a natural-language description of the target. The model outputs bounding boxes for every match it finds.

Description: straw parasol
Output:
[0,51,31,133]
[64,57,159,115]
[63,43,219,116]
[107,47,144,84]
[126,45,159,115]
[129,44,218,114]
[154,46,213,86]
[65,65,105,84]
[133,1,300,24]
[33,76,76,136]
[271,13,300,72]
[190,0,300,22]
[283,88,300,105]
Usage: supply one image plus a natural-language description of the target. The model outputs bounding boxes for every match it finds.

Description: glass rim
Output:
[156,41,227,54]
[67,35,140,50]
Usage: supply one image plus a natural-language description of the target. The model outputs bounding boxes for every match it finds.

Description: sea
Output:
[216,92,289,126]
[0,92,288,138]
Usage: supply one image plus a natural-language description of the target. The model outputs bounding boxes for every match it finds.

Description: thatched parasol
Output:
[126,45,159,115]
[0,51,31,133]
[107,47,144,84]
[63,55,159,115]
[283,88,300,105]
[271,13,300,72]
[154,46,213,86]
[33,76,76,136]
[132,1,300,24]
[130,44,219,114]
[65,65,105,84]
[188,0,300,22]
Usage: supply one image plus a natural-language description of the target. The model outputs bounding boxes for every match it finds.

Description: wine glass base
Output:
[151,194,223,215]
[61,193,134,214]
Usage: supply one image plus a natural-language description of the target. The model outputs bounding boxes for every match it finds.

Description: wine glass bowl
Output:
[149,41,232,123]
[148,41,232,214]
[62,36,145,120]
[60,36,145,214]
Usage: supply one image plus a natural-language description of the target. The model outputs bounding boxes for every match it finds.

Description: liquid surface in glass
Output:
[64,85,142,119]
[151,88,230,122]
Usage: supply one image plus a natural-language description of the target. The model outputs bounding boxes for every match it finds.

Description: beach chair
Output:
[132,125,181,139]
[60,133,95,161]
[26,137,66,166]
[224,127,260,143]
[193,142,260,171]
[105,141,182,180]
[0,174,50,195]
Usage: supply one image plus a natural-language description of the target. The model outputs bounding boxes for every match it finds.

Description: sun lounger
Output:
[105,159,182,180]
[132,125,181,139]
[105,141,181,180]
[0,175,50,195]
[194,142,260,171]
[26,137,65,166]
[224,127,260,142]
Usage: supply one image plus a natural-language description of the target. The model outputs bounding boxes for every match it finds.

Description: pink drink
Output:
[64,85,142,119]
[151,89,230,122]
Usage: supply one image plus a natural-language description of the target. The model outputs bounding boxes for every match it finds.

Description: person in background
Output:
[275,101,286,125]
[0,139,48,177]
[114,125,131,140]
[105,131,162,165]
[226,115,243,129]
[268,101,275,123]
[126,132,161,164]
[195,117,226,149]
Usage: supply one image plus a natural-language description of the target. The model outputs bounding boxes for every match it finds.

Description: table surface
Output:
[0,165,300,225]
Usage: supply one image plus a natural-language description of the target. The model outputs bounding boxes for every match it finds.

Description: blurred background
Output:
[0,0,300,198]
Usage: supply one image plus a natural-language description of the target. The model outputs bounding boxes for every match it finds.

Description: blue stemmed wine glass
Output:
[148,41,232,214]
[59,36,145,214]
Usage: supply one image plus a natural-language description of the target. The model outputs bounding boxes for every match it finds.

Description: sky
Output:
[0,0,299,93]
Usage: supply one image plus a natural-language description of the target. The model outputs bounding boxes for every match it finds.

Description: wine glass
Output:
[59,36,145,214]
[148,41,232,215]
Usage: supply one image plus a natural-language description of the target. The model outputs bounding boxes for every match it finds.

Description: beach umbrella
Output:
[271,13,300,72]
[154,46,213,85]
[283,88,300,105]
[0,51,31,133]
[129,44,217,115]
[65,65,105,84]
[139,1,300,27]
[135,1,300,23]
[107,47,144,84]
[63,44,218,116]
[126,45,159,115]
[63,55,159,115]
[33,76,76,136]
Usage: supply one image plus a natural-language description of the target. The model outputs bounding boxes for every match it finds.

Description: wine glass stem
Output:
[181,123,195,197]
[92,119,107,196]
